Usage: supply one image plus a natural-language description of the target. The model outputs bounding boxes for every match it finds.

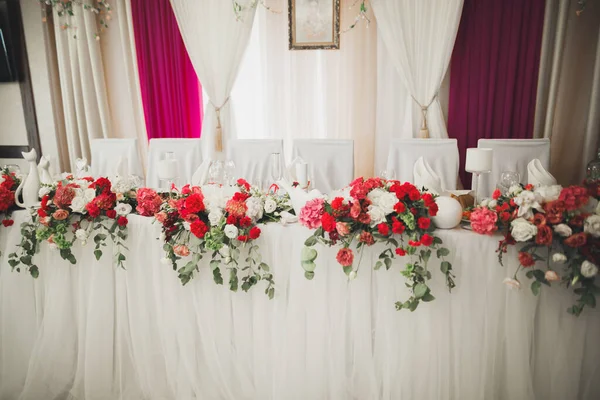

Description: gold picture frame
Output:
[288,0,340,50]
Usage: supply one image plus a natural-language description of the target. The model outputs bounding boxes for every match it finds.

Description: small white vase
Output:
[432,196,462,229]
[15,149,41,208]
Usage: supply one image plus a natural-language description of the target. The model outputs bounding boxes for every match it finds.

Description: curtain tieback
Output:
[210,97,231,153]
[411,93,438,139]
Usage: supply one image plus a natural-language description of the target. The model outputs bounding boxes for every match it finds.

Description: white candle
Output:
[158,159,179,180]
[465,148,493,173]
[296,162,308,188]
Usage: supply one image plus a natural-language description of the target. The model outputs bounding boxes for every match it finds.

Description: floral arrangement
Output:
[156,179,292,298]
[8,175,138,278]
[0,167,21,229]
[470,184,600,316]
[40,0,111,38]
[300,177,455,312]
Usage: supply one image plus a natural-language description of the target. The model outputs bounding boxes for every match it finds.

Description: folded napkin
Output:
[277,179,324,216]
[279,211,298,225]
[413,157,443,194]
[286,156,306,182]
[527,159,557,187]
[75,157,90,178]
[191,160,211,186]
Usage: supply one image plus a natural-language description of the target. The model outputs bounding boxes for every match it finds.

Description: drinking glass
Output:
[208,160,225,185]
[271,153,283,184]
[4,164,21,177]
[224,160,236,186]
[380,169,396,181]
[497,171,521,194]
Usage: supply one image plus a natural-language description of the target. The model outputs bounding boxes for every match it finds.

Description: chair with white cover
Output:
[90,138,143,178]
[146,139,203,188]
[386,139,460,190]
[227,139,283,185]
[476,138,551,197]
[292,139,354,194]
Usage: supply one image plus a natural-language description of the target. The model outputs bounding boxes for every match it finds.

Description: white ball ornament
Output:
[431,196,463,229]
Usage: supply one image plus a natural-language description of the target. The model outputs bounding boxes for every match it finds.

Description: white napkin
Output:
[413,157,443,194]
[191,160,210,186]
[527,159,557,187]
[279,211,298,225]
[75,158,90,178]
[277,179,324,215]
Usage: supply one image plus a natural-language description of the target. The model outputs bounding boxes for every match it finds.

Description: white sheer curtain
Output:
[169,0,256,160]
[232,0,377,177]
[371,0,463,172]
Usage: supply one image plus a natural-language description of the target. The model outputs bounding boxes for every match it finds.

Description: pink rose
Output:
[545,270,560,282]
[52,209,69,221]
[336,222,350,236]
[173,244,190,257]
[155,212,167,224]
[336,247,354,267]
[299,198,325,229]
[470,207,498,235]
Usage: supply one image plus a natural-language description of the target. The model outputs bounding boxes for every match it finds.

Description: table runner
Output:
[1,210,599,400]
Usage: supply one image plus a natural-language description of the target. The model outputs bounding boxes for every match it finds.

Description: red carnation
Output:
[377,223,390,236]
[106,209,117,219]
[190,220,208,239]
[422,193,435,207]
[535,225,553,245]
[394,202,406,214]
[2,219,14,227]
[336,248,354,267]
[91,177,112,194]
[492,189,501,200]
[359,231,375,246]
[0,187,15,212]
[0,174,15,190]
[428,203,439,217]
[408,240,421,247]
[358,213,371,225]
[86,203,100,218]
[500,212,511,223]
[421,234,434,247]
[331,197,345,210]
[117,216,128,227]
[249,226,261,240]
[237,178,250,191]
[518,252,535,267]
[237,235,248,242]
[418,217,431,230]
[232,192,251,202]
[395,248,406,256]
[37,208,48,218]
[226,215,237,225]
[408,189,421,201]
[321,212,336,233]
[239,216,252,228]
[392,218,405,234]
[184,193,205,214]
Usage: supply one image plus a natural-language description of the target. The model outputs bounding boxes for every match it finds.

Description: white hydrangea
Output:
[111,176,135,194]
[246,196,264,222]
[208,208,223,226]
[367,205,387,226]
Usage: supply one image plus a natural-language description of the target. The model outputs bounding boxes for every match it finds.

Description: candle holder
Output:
[465,148,493,206]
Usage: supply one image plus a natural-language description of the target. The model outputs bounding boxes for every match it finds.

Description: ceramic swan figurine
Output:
[15,149,41,208]
[38,156,53,185]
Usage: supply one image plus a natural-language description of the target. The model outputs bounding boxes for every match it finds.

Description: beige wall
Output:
[0,82,28,145]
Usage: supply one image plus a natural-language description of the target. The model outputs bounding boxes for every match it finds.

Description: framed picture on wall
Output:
[288,0,340,50]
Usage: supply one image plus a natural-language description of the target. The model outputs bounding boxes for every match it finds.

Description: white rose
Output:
[367,205,387,226]
[208,209,223,226]
[39,186,51,198]
[581,260,598,278]
[553,223,572,238]
[552,253,567,263]
[246,197,264,221]
[75,229,88,242]
[367,189,397,215]
[509,185,523,195]
[510,217,538,242]
[219,245,230,258]
[115,203,132,216]
[480,198,490,208]
[503,277,521,290]
[514,190,543,219]
[224,224,238,239]
[488,199,498,209]
[264,198,277,214]
[70,197,87,213]
[584,214,600,238]
[534,185,562,202]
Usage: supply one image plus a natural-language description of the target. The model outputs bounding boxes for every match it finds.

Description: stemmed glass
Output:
[224,160,236,186]
[380,169,396,181]
[271,153,283,185]
[497,171,521,195]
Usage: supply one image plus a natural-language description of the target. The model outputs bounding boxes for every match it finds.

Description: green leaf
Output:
[420,249,431,263]
[29,265,39,279]
[414,283,428,299]
[301,260,316,273]
[259,262,270,272]
[384,257,392,270]
[94,249,103,261]
[440,261,451,275]
[19,255,32,266]
[582,294,596,308]
[531,280,541,296]
[304,271,315,280]
[433,237,443,245]
[422,292,435,302]
[525,270,534,279]
[210,260,220,271]
[374,261,383,270]
[229,269,238,292]
[267,287,275,299]
[93,234,107,244]
[343,265,352,276]
[436,248,450,258]
[304,236,317,247]
[301,247,318,262]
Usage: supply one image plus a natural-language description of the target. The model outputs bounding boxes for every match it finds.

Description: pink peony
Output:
[136,188,163,217]
[470,207,498,235]
[299,198,325,229]
[336,247,354,267]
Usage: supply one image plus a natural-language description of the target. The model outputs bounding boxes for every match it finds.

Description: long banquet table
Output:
[1,210,599,400]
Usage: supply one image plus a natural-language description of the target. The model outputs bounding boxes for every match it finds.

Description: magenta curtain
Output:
[131,0,202,139]
[447,0,546,187]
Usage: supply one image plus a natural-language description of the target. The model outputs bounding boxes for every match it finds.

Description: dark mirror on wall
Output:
[0,0,19,82]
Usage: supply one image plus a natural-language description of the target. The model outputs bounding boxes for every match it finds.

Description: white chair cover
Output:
[227,139,283,184]
[90,139,143,178]
[475,139,551,198]
[146,139,203,188]
[386,139,459,190]
[292,139,354,194]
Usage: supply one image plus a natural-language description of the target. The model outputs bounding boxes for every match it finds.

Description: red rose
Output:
[190,220,208,238]
[184,193,205,214]
[394,202,406,214]
[535,225,553,245]
[544,200,565,224]
[239,216,252,228]
[237,235,248,242]
[377,223,390,236]
[249,226,261,240]
[86,203,100,218]
[518,252,535,267]
[532,213,546,226]
[321,212,336,233]
[106,209,117,219]
[564,232,587,248]
[336,248,354,267]
[428,203,439,217]
[359,231,375,246]
[2,219,14,227]
[357,213,371,225]
[408,189,421,201]
[392,218,405,234]
[421,234,434,247]
[569,215,585,227]
[237,178,250,191]
[117,216,128,227]
[331,197,345,210]
[525,184,534,191]
[408,240,421,247]
[395,248,406,256]
[417,217,431,230]
[226,215,237,225]
[492,189,501,200]
[422,193,435,207]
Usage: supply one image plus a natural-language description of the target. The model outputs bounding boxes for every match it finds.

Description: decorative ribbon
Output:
[210,97,231,153]
[410,93,439,139]
[269,183,279,193]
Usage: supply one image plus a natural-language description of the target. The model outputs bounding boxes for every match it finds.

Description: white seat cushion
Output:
[147,139,203,188]
[475,139,550,198]
[386,139,459,190]
[292,139,354,194]
[227,139,283,184]
[90,139,143,178]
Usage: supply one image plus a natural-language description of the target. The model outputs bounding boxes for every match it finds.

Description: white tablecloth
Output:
[1,210,599,400]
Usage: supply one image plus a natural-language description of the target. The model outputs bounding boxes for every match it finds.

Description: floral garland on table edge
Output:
[469,184,600,316]
[300,177,455,312]
[39,0,111,38]
[0,167,21,229]
[153,179,292,299]
[8,175,137,278]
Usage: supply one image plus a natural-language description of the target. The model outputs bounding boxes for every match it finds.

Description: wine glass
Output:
[497,171,521,195]
[271,153,283,184]
[380,169,396,181]
[5,164,21,178]
[208,160,225,185]
[224,160,236,186]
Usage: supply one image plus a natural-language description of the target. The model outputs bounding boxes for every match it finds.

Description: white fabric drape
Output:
[169,0,256,160]
[232,0,377,177]
[372,0,462,173]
